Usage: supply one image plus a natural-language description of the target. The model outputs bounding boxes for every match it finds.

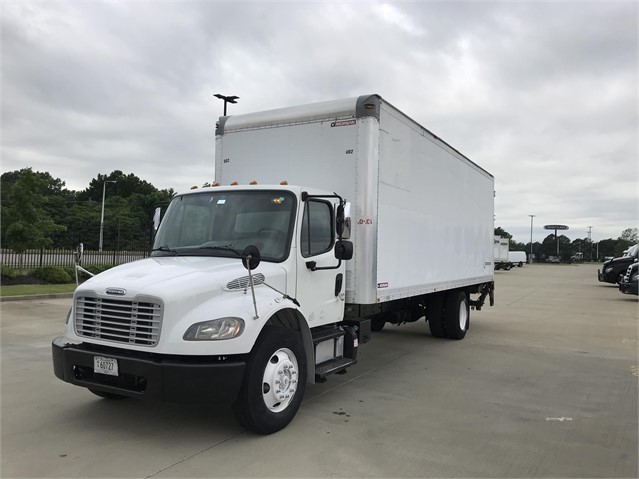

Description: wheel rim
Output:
[458,299,468,331]
[262,348,299,413]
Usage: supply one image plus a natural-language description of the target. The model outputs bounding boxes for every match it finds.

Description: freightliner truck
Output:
[52,94,496,434]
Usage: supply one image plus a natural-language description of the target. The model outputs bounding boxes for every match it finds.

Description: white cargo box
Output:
[216,94,494,305]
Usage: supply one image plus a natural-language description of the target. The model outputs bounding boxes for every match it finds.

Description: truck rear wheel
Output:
[371,318,386,332]
[427,294,446,338]
[233,326,307,434]
[444,291,469,340]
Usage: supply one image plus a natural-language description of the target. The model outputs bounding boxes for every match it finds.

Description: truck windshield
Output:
[152,190,296,262]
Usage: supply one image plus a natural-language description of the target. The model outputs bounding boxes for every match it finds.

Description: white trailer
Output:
[494,236,511,270]
[53,94,495,434]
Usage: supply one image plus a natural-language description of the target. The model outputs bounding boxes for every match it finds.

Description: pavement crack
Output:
[144,432,245,478]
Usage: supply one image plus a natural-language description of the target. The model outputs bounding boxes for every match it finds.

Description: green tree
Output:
[620,228,638,243]
[1,168,66,253]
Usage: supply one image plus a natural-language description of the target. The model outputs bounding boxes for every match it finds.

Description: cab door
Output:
[295,198,346,326]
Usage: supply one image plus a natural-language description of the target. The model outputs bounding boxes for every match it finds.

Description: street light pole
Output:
[99,180,116,253]
[214,93,239,116]
[528,214,535,263]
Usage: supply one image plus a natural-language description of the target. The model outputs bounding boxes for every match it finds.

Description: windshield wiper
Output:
[200,245,242,256]
[151,245,179,255]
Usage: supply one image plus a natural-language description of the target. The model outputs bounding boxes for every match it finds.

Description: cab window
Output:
[301,200,334,257]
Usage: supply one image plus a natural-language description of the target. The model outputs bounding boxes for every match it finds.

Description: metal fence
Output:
[1,222,152,270]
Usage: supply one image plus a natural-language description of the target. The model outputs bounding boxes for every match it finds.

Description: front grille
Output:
[624,266,633,283]
[75,296,163,347]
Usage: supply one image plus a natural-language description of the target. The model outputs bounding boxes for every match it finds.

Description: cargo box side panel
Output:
[215,118,378,305]
[376,104,494,301]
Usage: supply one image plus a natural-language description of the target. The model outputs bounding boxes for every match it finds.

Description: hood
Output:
[76,256,286,303]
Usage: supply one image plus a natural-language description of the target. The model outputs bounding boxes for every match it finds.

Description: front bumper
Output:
[598,269,614,283]
[52,336,246,403]
[619,282,638,295]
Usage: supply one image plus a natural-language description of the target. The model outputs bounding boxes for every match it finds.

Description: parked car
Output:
[598,244,638,284]
[619,263,638,296]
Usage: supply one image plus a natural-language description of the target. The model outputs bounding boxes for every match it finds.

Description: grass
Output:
[0,283,76,297]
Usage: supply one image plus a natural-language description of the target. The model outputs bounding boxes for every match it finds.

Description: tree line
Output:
[494,227,638,262]
[1,168,174,252]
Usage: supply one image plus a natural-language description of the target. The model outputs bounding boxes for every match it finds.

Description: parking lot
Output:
[1,263,637,478]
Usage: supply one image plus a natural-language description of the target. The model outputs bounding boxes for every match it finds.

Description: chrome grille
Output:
[623,266,633,283]
[75,296,163,346]
[226,273,265,290]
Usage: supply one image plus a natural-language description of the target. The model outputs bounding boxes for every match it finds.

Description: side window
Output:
[301,200,334,258]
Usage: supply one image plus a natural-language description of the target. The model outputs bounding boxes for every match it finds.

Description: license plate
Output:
[94,356,118,376]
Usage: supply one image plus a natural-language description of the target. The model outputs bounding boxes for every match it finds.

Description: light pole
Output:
[214,93,239,116]
[99,180,116,253]
[587,226,593,261]
[528,214,535,263]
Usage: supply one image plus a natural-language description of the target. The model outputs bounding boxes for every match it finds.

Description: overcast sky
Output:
[2,1,637,243]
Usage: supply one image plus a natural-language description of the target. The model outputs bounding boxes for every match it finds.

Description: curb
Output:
[1,293,74,302]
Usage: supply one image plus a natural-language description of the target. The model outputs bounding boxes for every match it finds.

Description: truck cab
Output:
[598,244,638,284]
[53,184,355,434]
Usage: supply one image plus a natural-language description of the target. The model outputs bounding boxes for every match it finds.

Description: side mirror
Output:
[336,202,351,240]
[334,240,353,261]
[153,207,162,232]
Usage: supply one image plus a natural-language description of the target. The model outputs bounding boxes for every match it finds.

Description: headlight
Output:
[183,317,245,341]
[604,267,614,273]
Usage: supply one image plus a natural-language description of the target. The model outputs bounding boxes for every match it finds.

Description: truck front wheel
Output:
[444,291,469,340]
[233,326,307,434]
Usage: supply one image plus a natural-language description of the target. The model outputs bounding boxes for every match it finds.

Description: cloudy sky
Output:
[2,1,637,243]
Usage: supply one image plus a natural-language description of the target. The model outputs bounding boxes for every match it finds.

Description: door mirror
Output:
[336,202,351,240]
[153,207,162,232]
[334,240,353,261]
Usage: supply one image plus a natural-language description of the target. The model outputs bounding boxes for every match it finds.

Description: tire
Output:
[371,318,386,332]
[443,291,470,340]
[233,326,307,434]
[427,294,446,338]
[88,388,128,400]
[518,262,523,267]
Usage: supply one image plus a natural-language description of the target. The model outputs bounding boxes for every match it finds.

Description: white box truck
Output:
[508,251,527,267]
[494,236,511,270]
[53,94,495,434]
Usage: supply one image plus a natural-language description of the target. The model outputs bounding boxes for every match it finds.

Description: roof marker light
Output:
[212,182,220,187]
[280,180,289,185]
[191,185,199,190]
[230,182,239,186]
[249,180,258,185]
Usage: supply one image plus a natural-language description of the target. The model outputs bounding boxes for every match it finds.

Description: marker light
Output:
[249,181,258,185]
[190,186,198,190]
[230,182,239,186]
[280,180,289,185]
[212,182,220,187]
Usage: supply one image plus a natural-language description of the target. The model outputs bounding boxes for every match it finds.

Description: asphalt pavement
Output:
[1,263,637,478]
